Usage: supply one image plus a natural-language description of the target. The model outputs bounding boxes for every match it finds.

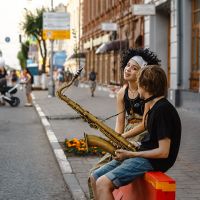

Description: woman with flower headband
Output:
[88,48,161,199]
[116,48,161,144]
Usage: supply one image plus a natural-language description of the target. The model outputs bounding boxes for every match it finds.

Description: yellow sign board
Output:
[43,30,70,40]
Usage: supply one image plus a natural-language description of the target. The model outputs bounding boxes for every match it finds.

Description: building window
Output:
[191,0,200,91]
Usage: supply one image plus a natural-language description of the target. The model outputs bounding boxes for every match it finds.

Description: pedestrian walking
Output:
[90,65,181,200]
[65,68,73,83]
[89,69,97,97]
[10,69,18,86]
[21,68,33,107]
[0,58,8,106]
[57,68,65,88]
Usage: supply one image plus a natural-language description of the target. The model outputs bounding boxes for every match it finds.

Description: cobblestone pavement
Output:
[33,84,200,200]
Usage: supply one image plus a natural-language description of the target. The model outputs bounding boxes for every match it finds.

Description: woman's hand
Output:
[121,133,127,138]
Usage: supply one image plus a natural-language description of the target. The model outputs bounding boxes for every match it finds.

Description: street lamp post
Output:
[48,0,55,97]
[78,0,81,69]
[51,0,53,10]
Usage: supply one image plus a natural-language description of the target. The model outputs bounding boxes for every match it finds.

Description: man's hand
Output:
[114,149,137,161]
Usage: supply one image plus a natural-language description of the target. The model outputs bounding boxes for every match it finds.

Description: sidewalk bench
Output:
[113,172,176,200]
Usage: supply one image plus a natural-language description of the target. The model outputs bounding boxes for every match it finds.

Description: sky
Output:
[0,0,66,69]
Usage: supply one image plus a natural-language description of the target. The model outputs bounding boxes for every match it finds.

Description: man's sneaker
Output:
[0,102,5,106]
[24,103,33,107]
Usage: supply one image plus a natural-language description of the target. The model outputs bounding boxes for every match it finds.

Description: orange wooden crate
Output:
[113,172,176,200]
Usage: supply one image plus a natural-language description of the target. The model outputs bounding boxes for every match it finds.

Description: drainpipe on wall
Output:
[175,0,183,106]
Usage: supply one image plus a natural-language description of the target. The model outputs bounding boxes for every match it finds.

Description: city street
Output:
[0,90,72,200]
[1,0,200,199]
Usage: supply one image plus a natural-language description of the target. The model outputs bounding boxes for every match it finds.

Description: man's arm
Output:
[115,138,171,161]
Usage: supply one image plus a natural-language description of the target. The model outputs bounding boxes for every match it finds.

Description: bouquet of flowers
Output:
[64,138,106,156]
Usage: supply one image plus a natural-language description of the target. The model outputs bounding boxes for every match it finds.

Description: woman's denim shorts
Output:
[92,157,153,188]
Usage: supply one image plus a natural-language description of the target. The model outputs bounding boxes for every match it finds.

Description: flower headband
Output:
[130,56,147,68]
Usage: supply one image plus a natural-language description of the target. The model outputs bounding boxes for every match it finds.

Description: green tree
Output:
[22,8,47,73]
[17,41,30,69]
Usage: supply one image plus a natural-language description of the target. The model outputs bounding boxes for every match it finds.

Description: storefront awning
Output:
[95,40,128,54]
[67,52,86,60]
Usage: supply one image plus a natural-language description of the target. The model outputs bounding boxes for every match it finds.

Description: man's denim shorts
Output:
[92,157,153,188]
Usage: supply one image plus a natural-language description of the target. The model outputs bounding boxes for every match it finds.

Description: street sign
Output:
[43,12,70,40]
[5,37,11,43]
[101,23,117,31]
[43,30,70,40]
[132,4,156,16]
[53,51,67,67]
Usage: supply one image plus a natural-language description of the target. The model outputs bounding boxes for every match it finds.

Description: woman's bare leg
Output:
[27,94,32,104]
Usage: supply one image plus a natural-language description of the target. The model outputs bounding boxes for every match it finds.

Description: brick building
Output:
[81,0,144,86]
[144,0,200,112]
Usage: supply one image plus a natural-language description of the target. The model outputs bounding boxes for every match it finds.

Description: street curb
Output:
[32,94,87,200]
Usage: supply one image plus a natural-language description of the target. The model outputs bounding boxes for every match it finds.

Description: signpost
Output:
[43,12,70,97]
[101,23,117,31]
[5,37,11,43]
[132,4,156,16]
[43,12,70,40]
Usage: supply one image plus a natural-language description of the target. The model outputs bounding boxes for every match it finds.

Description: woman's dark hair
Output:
[120,48,161,70]
[137,65,167,97]
[25,68,34,84]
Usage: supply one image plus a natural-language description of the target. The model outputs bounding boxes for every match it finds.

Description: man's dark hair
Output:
[137,65,167,97]
[120,48,161,70]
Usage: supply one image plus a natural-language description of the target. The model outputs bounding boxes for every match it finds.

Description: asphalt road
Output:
[0,91,72,200]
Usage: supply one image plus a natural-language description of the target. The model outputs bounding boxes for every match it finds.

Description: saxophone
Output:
[56,68,136,155]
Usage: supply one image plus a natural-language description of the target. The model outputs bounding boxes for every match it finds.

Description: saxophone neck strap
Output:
[143,95,157,104]
[101,110,125,122]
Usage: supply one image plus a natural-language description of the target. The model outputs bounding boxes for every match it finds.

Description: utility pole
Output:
[78,0,81,69]
[48,0,55,97]
[119,0,123,86]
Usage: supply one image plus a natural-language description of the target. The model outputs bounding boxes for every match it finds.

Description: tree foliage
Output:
[22,8,47,73]
[17,41,29,69]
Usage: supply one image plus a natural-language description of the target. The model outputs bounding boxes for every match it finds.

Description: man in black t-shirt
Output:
[139,97,181,172]
[90,65,181,200]
[136,66,181,172]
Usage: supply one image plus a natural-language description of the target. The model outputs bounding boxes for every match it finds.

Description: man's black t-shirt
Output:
[140,98,181,172]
